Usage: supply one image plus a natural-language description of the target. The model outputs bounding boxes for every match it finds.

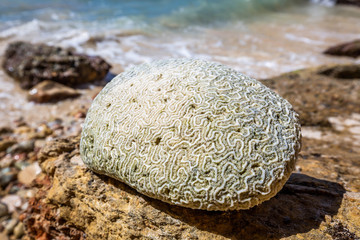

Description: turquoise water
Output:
[0,0,308,29]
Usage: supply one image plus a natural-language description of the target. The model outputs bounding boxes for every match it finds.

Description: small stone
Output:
[4,219,18,234]
[14,126,33,135]
[0,167,17,188]
[0,155,14,169]
[0,203,9,218]
[6,140,35,154]
[14,161,30,171]
[1,195,22,213]
[28,80,81,103]
[0,140,16,152]
[13,222,24,238]
[18,162,42,185]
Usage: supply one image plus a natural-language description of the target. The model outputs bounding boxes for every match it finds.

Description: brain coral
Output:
[80,59,301,211]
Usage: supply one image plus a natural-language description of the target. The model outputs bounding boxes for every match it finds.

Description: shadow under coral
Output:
[103,173,345,240]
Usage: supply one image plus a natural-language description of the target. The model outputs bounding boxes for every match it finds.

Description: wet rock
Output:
[324,39,360,58]
[18,162,41,185]
[28,80,81,103]
[7,140,34,154]
[0,203,9,218]
[336,0,360,7]
[2,41,111,89]
[261,64,360,126]
[22,133,360,240]
[0,140,16,152]
[0,168,17,188]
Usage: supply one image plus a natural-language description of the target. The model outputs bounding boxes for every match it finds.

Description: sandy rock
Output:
[261,64,360,126]
[21,133,360,240]
[28,80,81,103]
[324,39,360,58]
[18,162,41,185]
[2,41,111,89]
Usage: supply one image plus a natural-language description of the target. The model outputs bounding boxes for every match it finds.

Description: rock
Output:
[22,134,360,240]
[18,162,42,185]
[81,59,301,211]
[4,219,18,235]
[13,222,24,239]
[317,64,360,79]
[0,127,13,135]
[324,39,360,58]
[0,202,9,218]
[1,195,22,213]
[6,140,34,154]
[28,80,81,103]
[0,140,16,152]
[2,41,111,89]
[336,0,360,7]
[261,64,360,126]
[0,167,17,188]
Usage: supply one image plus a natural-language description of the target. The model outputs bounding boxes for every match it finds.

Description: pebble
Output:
[18,162,42,185]
[0,168,17,188]
[0,155,14,169]
[0,140,17,152]
[4,219,18,234]
[7,140,35,154]
[0,203,9,218]
[1,195,22,213]
[13,222,25,238]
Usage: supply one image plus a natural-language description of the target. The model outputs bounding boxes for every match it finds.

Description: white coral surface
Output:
[80,59,301,211]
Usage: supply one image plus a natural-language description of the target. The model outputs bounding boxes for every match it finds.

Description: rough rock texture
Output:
[261,64,360,126]
[27,80,80,103]
[22,130,360,240]
[2,41,111,89]
[80,59,301,211]
[324,39,360,58]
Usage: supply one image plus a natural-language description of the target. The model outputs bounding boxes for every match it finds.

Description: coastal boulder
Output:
[324,39,360,58]
[80,59,301,211]
[2,41,111,89]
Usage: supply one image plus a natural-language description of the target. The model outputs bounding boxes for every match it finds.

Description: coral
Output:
[80,59,301,211]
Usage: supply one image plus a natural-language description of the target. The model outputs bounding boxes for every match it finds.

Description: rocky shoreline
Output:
[0,39,359,239]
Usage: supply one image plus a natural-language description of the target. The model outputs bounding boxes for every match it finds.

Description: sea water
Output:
[0,0,359,126]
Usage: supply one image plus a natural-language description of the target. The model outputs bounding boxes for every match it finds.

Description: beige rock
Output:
[27,80,80,103]
[18,162,42,185]
[22,133,360,240]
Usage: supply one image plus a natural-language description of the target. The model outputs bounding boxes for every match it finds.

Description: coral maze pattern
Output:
[80,59,301,210]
